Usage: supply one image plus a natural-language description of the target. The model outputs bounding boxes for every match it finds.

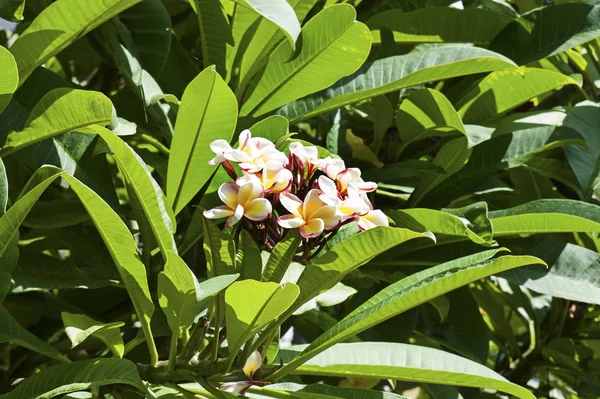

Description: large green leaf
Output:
[276,343,535,399]
[395,88,466,153]
[225,280,300,359]
[0,158,6,217]
[248,115,289,143]
[489,4,600,65]
[0,358,144,398]
[409,138,471,207]
[62,174,157,362]
[262,231,301,283]
[191,0,232,75]
[89,125,176,257]
[0,46,18,114]
[61,312,125,358]
[0,306,66,362]
[9,0,142,85]
[249,383,409,399]
[293,227,433,313]
[367,8,513,45]
[202,217,237,277]
[236,0,301,46]
[270,249,543,378]
[158,251,238,335]
[388,203,493,246]
[240,4,372,117]
[1,89,113,156]
[457,68,579,124]
[501,238,600,305]
[166,66,238,214]
[489,199,600,236]
[230,0,318,89]
[279,45,516,123]
[116,0,172,77]
[561,101,600,200]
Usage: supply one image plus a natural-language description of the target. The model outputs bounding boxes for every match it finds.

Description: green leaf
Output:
[251,383,409,399]
[0,46,18,114]
[240,4,372,117]
[271,249,544,378]
[235,0,301,47]
[395,88,466,152]
[277,343,535,399]
[9,0,143,85]
[388,203,493,246]
[202,217,237,277]
[501,238,600,305]
[1,88,113,156]
[409,138,471,207]
[489,199,600,236]
[262,231,301,283]
[367,8,513,45]
[89,125,176,257]
[116,0,172,77]
[370,96,394,154]
[293,227,434,314]
[12,248,116,290]
[0,0,25,21]
[191,0,232,75]
[167,66,238,214]
[293,283,357,315]
[279,45,516,123]
[362,160,443,183]
[489,4,600,65]
[61,312,125,358]
[0,306,65,362]
[248,115,290,143]
[457,68,579,124]
[237,230,263,281]
[230,0,318,89]
[561,101,600,200]
[159,251,239,335]
[0,358,144,399]
[225,280,299,358]
[0,158,7,217]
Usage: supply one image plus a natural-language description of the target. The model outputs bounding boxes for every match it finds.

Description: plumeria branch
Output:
[203,130,389,262]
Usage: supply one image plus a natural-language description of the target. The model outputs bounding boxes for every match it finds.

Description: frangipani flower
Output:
[242,350,262,379]
[318,176,368,218]
[203,179,271,227]
[289,142,319,166]
[336,167,377,194]
[278,190,341,238]
[357,209,389,231]
[313,156,346,180]
[208,129,287,173]
[259,161,293,194]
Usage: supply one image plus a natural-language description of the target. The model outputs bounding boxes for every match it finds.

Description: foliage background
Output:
[2,0,600,398]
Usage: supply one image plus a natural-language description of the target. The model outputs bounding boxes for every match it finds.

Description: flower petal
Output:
[244,198,272,221]
[311,205,341,229]
[299,218,325,238]
[317,175,340,206]
[303,189,326,220]
[238,178,264,205]
[243,351,263,379]
[203,205,234,220]
[357,209,389,231]
[279,192,303,218]
[239,129,252,149]
[218,183,239,210]
[277,214,305,229]
[226,204,245,227]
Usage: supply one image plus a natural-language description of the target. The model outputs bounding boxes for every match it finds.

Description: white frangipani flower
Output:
[203,178,271,227]
[242,350,263,379]
[318,176,368,218]
[357,209,389,231]
[289,142,319,165]
[336,167,377,194]
[278,190,341,238]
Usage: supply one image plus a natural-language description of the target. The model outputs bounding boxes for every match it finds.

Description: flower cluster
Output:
[204,129,388,259]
